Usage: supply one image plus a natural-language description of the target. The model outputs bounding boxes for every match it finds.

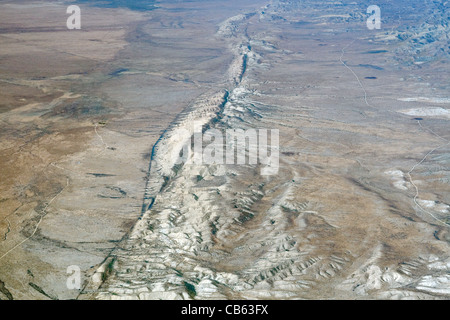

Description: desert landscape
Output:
[0,0,449,300]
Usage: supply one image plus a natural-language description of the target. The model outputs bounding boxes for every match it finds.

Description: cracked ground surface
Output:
[0,0,449,300]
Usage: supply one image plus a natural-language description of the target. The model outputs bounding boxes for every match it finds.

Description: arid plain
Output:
[0,0,449,300]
